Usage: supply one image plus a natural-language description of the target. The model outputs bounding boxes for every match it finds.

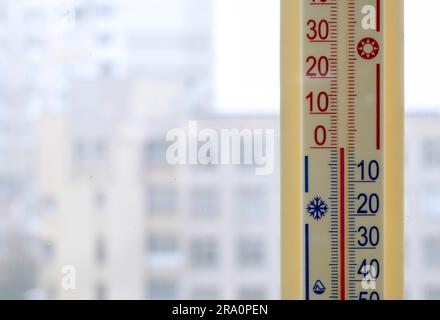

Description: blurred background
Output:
[0,0,435,300]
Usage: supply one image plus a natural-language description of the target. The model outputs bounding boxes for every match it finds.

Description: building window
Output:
[75,6,87,21]
[192,287,219,300]
[99,62,114,77]
[145,141,168,166]
[73,140,86,163]
[96,237,107,265]
[148,234,178,256]
[95,140,108,162]
[147,187,177,214]
[96,5,115,17]
[96,283,107,300]
[72,139,108,171]
[423,139,440,167]
[190,238,218,269]
[94,192,106,210]
[190,188,219,219]
[425,286,440,300]
[419,187,440,218]
[424,237,440,267]
[147,279,177,300]
[238,287,266,300]
[42,240,55,260]
[41,196,58,215]
[96,33,114,47]
[237,237,265,268]
[0,179,14,197]
[237,187,266,221]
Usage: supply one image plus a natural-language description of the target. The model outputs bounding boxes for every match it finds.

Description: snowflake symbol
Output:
[307,197,328,221]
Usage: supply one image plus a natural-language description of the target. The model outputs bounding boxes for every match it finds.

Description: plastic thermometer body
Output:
[281,0,404,300]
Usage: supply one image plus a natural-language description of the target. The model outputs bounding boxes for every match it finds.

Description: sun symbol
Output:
[307,197,328,221]
[357,37,380,60]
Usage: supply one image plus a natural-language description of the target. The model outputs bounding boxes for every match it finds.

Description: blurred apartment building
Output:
[405,113,440,300]
[0,0,129,298]
[0,0,61,298]
[8,0,440,302]
[35,0,280,300]
[39,112,280,300]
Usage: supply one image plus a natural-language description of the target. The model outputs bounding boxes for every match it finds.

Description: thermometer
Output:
[281,0,404,300]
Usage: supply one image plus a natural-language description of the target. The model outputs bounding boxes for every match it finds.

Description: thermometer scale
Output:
[281,0,404,300]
